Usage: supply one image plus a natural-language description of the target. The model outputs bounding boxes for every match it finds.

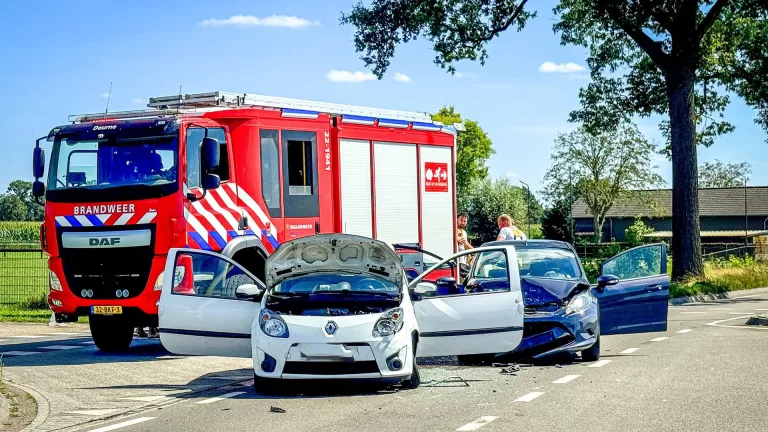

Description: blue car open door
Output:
[595,243,669,335]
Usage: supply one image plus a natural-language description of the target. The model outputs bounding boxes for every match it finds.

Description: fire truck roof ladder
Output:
[147,91,435,123]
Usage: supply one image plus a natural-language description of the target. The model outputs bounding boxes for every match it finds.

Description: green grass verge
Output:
[0,305,88,323]
[670,258,768,298]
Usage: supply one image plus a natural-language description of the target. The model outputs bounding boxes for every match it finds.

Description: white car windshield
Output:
[272,273,400,297]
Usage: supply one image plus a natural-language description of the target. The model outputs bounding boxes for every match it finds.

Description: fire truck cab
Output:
[32,91,459,352]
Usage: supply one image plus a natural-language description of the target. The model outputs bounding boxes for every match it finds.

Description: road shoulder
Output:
[1,381,37,431]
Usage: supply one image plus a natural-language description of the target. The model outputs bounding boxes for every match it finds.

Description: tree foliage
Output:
[625,218,655,246]
[698,159,751,188]
[0,180,44,222]
[459,177,532,244]
[544,124,664,243]
[541,199,574,243]
[431,106,494,195]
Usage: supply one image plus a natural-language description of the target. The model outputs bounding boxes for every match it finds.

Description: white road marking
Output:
[2,351,42,356]
[706,315,768,330]
[457,416,498,431]
[40,345,80,350]
[45,332,87,336]
[649,337,669,342]
[756,309,768,311]
[732,294,759,299]
[118,396,167,402]
[620,348,640,354]
[67,409,120,416]
[196,391,246,404]
[514,392,545,402]
[87,417,155,432]
[10,335,44,339]
[79,341,96,345]
[679,312,706,314]
[587,360,612,368]
[707,308,733,311]
[676,329,693,334]
[729,312,755,315]
[552,375,580,384]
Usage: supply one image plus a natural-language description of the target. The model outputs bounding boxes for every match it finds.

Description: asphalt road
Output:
[3,290,768,432]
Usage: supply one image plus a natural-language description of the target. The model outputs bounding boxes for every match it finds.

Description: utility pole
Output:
[520,181,530,238]
[745,176,749,248]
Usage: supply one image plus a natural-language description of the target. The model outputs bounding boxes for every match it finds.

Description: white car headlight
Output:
[49,271,63,291]
[259,309,289,338]
[565,291,592,315]
[373,307,404,337]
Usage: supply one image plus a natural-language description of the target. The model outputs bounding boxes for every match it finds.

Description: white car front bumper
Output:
[252,314,415,381]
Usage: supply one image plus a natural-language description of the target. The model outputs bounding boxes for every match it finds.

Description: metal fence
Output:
[0,245,48,305]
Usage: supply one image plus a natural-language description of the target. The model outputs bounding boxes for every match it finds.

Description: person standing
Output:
[497,214,527,241]
[457,213,473,264]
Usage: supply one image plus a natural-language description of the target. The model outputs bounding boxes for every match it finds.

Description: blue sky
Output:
[1,0,765,197]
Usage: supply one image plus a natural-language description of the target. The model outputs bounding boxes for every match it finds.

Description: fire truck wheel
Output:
[89,316,134,352]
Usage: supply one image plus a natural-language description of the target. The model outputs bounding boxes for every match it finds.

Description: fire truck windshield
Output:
[47,135,178,192]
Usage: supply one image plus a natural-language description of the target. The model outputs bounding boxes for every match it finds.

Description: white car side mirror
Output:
[235,283,264,299]
[413,282,437,295]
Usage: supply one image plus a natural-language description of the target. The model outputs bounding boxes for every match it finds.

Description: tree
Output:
[341,1,768,281]
[0,194,27,221]
[460,177,531,244]
[432,107,494,195]
[698,160,751,188]
[541,199,574,243]
[544,124,664,243]
[625,218,655,246]
[1,180,44,221]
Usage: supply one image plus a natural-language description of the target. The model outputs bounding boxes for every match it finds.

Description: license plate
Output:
[91,306,122,315]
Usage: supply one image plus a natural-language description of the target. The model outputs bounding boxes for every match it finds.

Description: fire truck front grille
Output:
[60,247,154,300]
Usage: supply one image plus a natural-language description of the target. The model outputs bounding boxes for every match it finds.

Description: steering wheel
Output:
[353,278,389,291]
[543,268,566,278]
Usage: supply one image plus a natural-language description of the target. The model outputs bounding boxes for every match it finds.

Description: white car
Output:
[158,234,525,390]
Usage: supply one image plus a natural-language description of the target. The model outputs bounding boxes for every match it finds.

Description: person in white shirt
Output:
[497,214,527,241]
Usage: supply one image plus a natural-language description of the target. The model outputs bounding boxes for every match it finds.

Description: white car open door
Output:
[158,248,264,358]
[408,245,524,358]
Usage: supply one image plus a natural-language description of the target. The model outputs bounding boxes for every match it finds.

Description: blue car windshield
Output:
[47,135,178,190]
[273,273,400,297]
[517,248,583,280]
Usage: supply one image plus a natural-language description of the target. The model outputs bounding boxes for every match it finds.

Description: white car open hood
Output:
[265,234,405,289]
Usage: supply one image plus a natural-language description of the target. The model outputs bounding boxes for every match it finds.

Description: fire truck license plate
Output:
[91,306,122,315]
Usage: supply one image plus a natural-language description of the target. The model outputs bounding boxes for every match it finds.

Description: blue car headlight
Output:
[565,291,592,315]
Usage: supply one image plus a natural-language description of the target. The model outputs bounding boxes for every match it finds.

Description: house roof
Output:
[572,186,768,218]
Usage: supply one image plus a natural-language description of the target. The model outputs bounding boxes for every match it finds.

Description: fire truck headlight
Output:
[49,271,63,291]
[154,271,164,291]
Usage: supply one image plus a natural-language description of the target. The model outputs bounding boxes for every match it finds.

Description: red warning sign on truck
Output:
[424,162,449,192]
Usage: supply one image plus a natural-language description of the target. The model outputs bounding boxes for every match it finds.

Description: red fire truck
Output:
[31,91,459,351]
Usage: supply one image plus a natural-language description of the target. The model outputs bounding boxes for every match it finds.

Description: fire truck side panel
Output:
[419,145,455,260]
[373,142,420,246]
[338,139,373,237]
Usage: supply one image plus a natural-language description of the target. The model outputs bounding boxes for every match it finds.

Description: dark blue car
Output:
[398,240,670,364]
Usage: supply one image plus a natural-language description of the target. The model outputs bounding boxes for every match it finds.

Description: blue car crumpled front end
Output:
[510,278,599,359]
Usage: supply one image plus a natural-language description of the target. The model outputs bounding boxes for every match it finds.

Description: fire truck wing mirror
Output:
[33,147,45,179]
[202,173,220,190]
[201,137,220,173]
[32,180,45,198]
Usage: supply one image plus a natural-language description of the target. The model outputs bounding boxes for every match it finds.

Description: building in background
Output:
[571,187,768,250]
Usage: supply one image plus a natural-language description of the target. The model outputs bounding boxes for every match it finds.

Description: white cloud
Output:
[131,98,144,104]
[100,92,111,99]
[454,72,463,78]
[326,70,377,83]
[506,172,520,178]
[394,72,411,83]
[199,15,319,28]
[538,62,586,74]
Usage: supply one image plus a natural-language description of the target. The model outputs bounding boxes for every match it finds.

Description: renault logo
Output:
[325,321,338,335]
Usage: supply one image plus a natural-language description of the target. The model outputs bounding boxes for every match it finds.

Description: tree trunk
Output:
[593,214,604,243]
[666,69,703,281]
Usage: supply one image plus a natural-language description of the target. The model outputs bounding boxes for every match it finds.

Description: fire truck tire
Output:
[89,316,134,352]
